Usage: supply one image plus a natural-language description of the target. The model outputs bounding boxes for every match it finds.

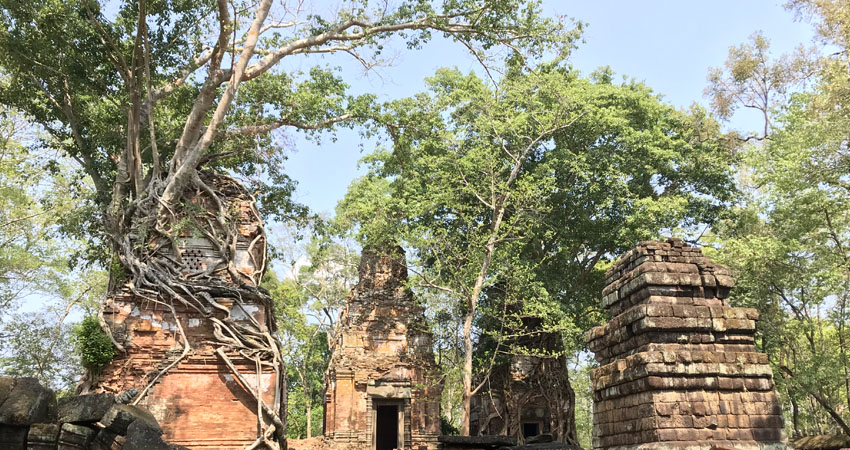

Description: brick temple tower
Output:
[324,247,443,450]
[90,174,284,450]
[586,238,786,450]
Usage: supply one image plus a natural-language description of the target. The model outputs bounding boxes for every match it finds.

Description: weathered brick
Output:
[587,239,787,450]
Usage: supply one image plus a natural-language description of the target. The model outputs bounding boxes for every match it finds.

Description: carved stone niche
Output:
[92,173,280,450]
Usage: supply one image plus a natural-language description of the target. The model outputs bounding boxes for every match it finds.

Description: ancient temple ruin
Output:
[324,247,443,450]
[470,323,576,444]
[91,174,284,449]
[586,238,786,450]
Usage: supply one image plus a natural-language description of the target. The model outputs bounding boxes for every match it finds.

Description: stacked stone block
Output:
[0,376,180,450]
[586,238,786,450]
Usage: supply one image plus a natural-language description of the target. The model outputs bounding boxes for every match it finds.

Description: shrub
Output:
[72,315,115,371]
[441,416,459,435]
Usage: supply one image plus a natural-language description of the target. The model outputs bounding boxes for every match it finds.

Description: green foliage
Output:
[285,381,325,439]
[263,229,358,439]
[0,106,108,391]
[0,109,85,308]
[72,315,115,371]
[0,0,579,266]
[0,311,80,393]
[337,61,736,433]
[709,1,850,436]
[571,362,594,449]
[441,416,460,436]
[339,62,736,352]
[705,31,815,138]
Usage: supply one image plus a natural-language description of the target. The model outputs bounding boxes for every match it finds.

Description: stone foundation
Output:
[585,238,787,450]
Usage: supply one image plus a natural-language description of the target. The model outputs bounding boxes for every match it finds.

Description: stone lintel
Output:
[366,382,412,399]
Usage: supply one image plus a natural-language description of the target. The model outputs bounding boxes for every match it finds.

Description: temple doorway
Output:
[375,404,399,450]
[523,422,540,438]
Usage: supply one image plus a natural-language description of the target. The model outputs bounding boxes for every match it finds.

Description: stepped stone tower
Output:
[586,238,786,450]
[324,247,443,450]
[91,174,282,450]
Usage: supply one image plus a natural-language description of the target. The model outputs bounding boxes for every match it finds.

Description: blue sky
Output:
[280,0,815,215]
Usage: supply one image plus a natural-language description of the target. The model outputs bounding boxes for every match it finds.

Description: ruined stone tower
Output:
[324,247,443,450]
[586,238,786,450]
[92,174,284,450]
[470,324,577,444]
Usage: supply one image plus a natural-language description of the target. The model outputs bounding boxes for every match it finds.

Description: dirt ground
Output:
[286,438,369,450]
[286,437,330,450]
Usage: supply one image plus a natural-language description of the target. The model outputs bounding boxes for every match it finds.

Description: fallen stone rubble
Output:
[438,434,583,450]
[0,376,184,450]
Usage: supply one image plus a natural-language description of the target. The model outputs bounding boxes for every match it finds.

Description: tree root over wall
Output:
[94,172,287,450]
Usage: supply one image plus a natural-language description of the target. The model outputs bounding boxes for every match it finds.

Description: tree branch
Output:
[161,0,272,210]
[226,113,355,137]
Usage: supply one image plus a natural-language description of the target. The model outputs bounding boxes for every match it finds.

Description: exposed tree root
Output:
[102,171,287,449]
[130,295,191,406]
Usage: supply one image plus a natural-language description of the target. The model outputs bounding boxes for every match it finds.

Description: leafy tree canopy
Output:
[0,0,578,266]
[337,61,737,433]
[707,0,850,437]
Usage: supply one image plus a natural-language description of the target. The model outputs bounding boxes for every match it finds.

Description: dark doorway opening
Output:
[522,422,539,438]
[376,405,398,450]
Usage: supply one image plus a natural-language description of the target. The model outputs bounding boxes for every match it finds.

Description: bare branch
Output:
[240,10,493,83]
[82,4,132,84]
[169,0,233,169]
[142,6,160,182]
[149,47,215,104]
[226,113,355,137]
[260,20,299,34]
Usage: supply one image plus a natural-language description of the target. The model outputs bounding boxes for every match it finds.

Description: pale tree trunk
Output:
[458,205,512,432]
[791,391,800,439]
[299,364,313,439]
[459,119,580,435]
[461,301,475,435]
[839,294,850,406]
[306,398,312,439]
[159,0,272,211]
